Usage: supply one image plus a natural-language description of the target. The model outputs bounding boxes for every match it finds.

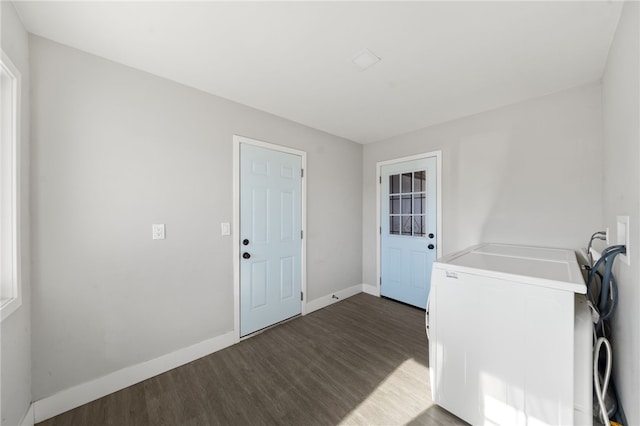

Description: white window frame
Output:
[1,50,22,322]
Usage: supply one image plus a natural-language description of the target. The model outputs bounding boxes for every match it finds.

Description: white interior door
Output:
[240,143,302,336]
[380,157,437,309]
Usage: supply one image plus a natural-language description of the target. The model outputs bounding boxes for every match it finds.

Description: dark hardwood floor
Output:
[38,293,466,425]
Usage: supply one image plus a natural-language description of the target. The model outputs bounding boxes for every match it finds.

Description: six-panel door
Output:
[240,144,302,336]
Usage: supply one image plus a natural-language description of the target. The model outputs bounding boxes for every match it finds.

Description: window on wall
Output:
[388,170,426,237]
[1,50,22,321]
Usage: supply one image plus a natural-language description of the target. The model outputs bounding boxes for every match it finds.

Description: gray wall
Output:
[30,36,362,400]
[1,2,32,425]
[602,2,640,424]
[362,84,603,287]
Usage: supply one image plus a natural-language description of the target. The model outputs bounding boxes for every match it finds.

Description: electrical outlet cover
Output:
[152,224,166,240]
[616,216,629,265]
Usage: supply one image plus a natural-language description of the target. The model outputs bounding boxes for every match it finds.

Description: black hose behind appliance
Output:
[584,232,627,426]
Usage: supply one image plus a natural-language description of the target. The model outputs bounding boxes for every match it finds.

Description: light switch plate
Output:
[221,222,231,236]
[152,224,165,240]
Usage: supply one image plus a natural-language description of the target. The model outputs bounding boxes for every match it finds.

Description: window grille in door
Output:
[388,171,426,237]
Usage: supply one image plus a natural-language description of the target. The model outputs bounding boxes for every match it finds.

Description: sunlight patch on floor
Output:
[339,358,435,425]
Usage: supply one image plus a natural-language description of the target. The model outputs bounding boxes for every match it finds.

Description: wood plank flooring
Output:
[38,293,466,426]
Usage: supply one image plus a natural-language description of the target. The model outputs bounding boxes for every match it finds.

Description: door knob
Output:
[242,239,250,246]
[242,252,251,259]
[428,244,435,250]
[428,233,435,239]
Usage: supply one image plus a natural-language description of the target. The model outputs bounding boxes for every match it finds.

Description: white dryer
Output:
[427,243,591,426]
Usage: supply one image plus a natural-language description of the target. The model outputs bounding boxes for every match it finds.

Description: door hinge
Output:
[380,277,382,286]
[301,169,304,178]
[301,291,304,301]
[379,226,382,234]
[379,176,382,184]
[301,230,304,239]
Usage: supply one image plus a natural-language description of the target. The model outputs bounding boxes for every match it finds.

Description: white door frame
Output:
[375,151,442,298]
[232,135,307,342]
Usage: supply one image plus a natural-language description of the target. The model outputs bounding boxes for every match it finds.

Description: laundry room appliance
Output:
[427,243,591,426]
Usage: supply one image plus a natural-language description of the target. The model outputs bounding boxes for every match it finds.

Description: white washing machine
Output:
[427,243,591,426]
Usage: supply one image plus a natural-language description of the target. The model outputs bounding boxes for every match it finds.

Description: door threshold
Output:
[240,314,301,340]
[380,296,426,312]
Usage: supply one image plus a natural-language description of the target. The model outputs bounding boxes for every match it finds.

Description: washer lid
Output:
[434,243,586,294]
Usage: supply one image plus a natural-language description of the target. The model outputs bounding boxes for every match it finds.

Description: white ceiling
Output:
[14,1,623,144]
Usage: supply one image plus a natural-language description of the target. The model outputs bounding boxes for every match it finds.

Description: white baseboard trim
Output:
[33,331,236,423]
[362,283,380,297]
[305,284,362,314]
[19,403,34,426]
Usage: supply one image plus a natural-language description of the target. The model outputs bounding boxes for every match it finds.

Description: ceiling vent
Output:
[352,48,381,71]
